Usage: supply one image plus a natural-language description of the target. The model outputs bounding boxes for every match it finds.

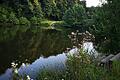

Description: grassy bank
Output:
[37,49,120,80]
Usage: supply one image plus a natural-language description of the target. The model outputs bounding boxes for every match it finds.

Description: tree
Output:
[8,12,19,24]
[0,14,7,23]
[90,0,120,54]
[63,4,86,26]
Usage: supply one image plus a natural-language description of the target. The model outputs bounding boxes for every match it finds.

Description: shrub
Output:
[7,12,19,24]
[30,16,38,25]
[0,14,7,23]
[19,17,30,25]
[30,16,41,25]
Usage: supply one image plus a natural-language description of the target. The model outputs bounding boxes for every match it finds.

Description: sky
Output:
[84,0,102,7]
[86,0,101,7]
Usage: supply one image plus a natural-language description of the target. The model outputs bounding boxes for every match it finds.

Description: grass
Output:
[40,20,63,27]
[40,20,66,31]
[36,49,120,80]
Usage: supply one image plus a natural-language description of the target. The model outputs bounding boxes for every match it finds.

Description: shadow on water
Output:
[0,25,72,74]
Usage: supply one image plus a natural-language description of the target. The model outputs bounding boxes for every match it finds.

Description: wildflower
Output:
[11,62,15,67]
[66,71,69,74]
[11,62,18,68]
[26,75,31,80]
[105,37,106,39]
[78,33,82,35]
[71,32,75,35]
[67,48,70,50]
[25,59,28,61]
[68,35,71,38]
[44,77,48,80]
[76,30,79,32]
[22,63,25,67]
[14,69,18,74]
[73,46,76,48]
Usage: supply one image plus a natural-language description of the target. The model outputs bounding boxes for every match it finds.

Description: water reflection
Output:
[0,25,72,74]
[0,48,78,80]
[83,42,98,57]
[0,42,95,80]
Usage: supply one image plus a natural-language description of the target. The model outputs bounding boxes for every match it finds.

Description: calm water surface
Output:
[0,25,95,80]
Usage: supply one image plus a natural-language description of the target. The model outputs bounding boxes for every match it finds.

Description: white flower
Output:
[71,32,75,35]
[11,62,17,68]
[76,30,79,32]
[78,33,82,35]
[11,62,15,67]
[27,75,31,80]
[14,69,18,74]
[22,63,25,67]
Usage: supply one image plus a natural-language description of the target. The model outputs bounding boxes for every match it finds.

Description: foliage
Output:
[30,16,38,25]
[63,4,87,29]
[0,14,7,23]
[7,12,19,24]
[37,49,120,80]
[40,0,58,20]
[19,17,30,25]
[0,6,20,24]
[0,6,9,23]
[30,16,41,25]
[0,0,86,24]
[89,0,120,54]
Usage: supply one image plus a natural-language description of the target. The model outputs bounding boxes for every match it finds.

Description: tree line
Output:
[1,0,120,55]
[0,0,84,24]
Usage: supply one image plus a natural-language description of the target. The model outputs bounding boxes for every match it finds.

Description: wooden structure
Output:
[98,53,120,68]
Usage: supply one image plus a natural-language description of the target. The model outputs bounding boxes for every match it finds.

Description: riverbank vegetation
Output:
[37,49,120,80]
[11,48,120,80]
[1,0,120,80]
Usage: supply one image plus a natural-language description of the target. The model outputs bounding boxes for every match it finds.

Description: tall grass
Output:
[11,47,120,80]
[37,49,120,80]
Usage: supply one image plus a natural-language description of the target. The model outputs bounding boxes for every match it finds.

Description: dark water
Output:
[0,25,72,76]
[0,41,95,80]
[0,25,96,80]
[0,48,79,80]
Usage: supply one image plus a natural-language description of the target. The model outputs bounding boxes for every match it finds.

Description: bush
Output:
[30,16,38,25]
[0,14,7,23]
[19,17,30,25]
[30,16,41,25]
[7,12,19,24]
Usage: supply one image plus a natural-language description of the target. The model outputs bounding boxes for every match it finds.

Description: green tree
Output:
[55,0,68,20]
[0,14,7,23]
[66,0,80,8]
[7,12,19,24]
[90,0,120,54]
[63,4,86,26]
[40,0,56,19]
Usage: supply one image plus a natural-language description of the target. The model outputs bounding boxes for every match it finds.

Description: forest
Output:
[0,0,120,80]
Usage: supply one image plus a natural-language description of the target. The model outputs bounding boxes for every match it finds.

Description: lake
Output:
[0,25,95,80]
